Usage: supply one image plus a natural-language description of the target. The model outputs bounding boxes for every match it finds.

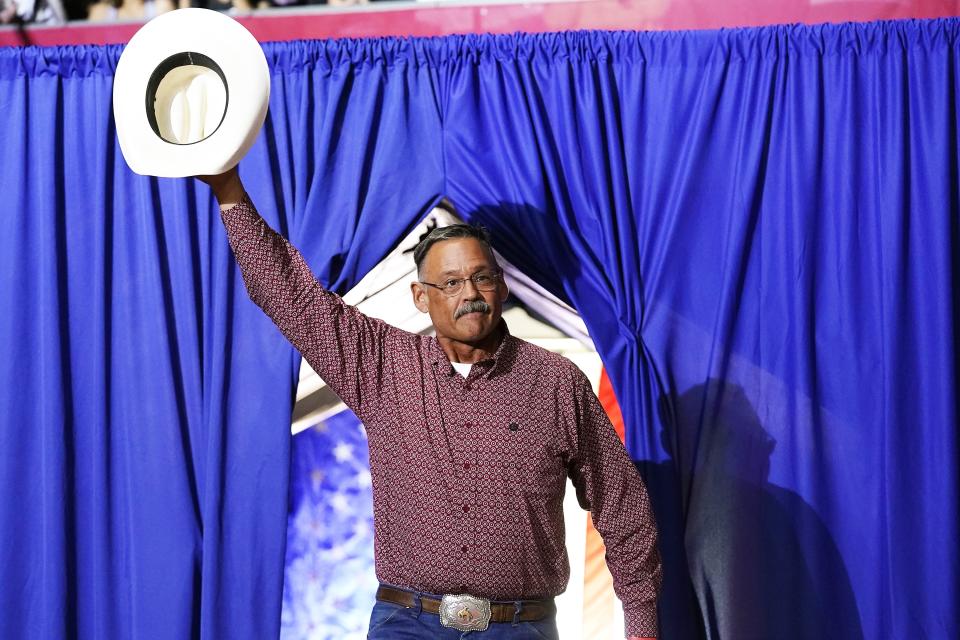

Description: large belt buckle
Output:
[439,593,491,632]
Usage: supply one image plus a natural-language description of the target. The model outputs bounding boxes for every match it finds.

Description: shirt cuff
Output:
[624,604,658,639]
[219,194,254,223]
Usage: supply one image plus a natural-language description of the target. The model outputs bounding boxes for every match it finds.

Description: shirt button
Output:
[461,545,468,553]
[462,505,470,513]
[463,423,472,429]
[463,462,470,470]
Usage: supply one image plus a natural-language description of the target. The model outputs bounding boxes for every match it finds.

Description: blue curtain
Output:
[0,42,441,639]
[1,18,958,640]
[443,23,960,639]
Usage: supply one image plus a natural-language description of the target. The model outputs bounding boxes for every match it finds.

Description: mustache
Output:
[454,300,491,320]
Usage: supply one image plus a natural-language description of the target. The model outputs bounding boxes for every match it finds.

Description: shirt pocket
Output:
[475,417,566,501]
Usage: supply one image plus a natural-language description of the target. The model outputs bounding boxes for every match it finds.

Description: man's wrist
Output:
[197,167,245,211]
[212,175,245,211]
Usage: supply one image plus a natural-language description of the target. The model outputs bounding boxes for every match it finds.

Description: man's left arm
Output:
[566,367,663,639]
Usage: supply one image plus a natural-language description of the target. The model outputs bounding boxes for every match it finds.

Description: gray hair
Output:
[413,224,495,277]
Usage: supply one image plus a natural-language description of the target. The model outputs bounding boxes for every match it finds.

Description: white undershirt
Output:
[450,362,473,378]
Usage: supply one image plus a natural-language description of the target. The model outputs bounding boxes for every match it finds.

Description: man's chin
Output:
[448,316,487,336]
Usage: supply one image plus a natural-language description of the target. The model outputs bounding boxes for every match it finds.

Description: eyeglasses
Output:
[419,270,503,297]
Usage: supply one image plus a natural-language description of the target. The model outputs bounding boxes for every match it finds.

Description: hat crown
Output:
[150,58,227,145]
[159,67,225,144]
[113,9,270,178]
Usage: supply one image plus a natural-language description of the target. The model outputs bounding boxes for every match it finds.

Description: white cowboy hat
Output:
[113,8,270,178]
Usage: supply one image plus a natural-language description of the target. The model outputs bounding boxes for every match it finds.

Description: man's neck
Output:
[437,326,505,364]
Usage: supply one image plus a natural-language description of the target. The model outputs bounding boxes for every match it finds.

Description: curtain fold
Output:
[1,19,957,640]
[441,21,959,640]
[0,41,442,639]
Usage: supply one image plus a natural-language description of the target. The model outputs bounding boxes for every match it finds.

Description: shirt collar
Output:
[431,320,517,378]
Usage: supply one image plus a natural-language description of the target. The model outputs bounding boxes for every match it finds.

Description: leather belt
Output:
[375,584,555,623]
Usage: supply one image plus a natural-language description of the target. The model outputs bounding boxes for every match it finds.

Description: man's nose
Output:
[460,278,482,297]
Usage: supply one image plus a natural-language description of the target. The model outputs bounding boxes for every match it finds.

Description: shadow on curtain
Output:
[642,380,861,639]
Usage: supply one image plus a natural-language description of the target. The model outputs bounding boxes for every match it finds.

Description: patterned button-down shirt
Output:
[221,197,662,637]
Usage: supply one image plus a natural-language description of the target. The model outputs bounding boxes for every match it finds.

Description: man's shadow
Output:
[636,380,863,639]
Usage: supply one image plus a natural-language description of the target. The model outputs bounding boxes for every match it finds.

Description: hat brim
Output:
[113,9,270,178]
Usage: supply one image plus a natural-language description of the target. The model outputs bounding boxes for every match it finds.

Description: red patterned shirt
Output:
[221,197,662,637]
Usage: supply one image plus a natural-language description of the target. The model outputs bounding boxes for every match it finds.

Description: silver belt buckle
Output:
[439,593,491,632]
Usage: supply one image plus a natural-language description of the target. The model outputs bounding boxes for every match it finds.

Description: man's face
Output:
[411,238,509,346]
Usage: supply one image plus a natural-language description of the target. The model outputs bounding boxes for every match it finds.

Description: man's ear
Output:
[411,281,430,313]
[499,280,510,303]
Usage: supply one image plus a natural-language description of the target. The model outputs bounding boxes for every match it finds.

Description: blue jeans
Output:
[366,593,560,640]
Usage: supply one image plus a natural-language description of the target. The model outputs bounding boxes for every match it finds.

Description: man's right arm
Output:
[201,169,391,419]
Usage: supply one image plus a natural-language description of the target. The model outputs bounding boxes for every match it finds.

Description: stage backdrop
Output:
[282,410,378,639]
[1,18,958,640]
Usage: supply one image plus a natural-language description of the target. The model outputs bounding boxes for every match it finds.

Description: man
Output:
[201,168,662,639]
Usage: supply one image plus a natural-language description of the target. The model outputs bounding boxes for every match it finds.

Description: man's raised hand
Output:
[197,166,245,211]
